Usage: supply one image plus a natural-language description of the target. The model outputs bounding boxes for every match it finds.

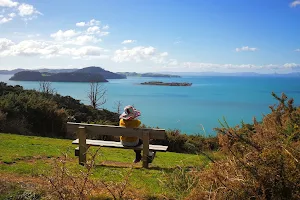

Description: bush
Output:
[0,82,119,138]
[186,93,300,200]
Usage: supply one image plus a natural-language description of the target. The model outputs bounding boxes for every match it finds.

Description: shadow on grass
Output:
[94,162,175,172]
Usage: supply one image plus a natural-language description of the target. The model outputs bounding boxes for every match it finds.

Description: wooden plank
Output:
[142,131,150,168]
[72,139,168,152]
[78,126,87,165]
[67,122,166,139]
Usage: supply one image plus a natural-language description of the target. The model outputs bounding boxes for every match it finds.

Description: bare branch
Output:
[87,82,107,109]
[39,81,55,95]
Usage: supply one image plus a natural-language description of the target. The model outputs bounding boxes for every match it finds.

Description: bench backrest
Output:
[67,122,166,139]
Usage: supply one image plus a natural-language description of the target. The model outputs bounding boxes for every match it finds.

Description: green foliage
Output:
[0,82,119,137]
[163,129,219,153]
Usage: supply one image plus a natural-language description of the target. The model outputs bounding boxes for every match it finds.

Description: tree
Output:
[39,81,55,95]
[113,100,123,114]
[88,82,107,109]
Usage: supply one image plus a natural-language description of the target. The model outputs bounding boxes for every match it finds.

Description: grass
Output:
[0,133,213,199]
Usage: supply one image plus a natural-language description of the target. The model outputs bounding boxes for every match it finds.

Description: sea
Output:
[1,74,300,136]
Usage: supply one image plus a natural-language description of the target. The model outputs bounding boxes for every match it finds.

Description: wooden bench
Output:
[67,122,168,168]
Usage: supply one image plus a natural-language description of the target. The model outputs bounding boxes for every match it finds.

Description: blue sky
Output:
[0,0,299,73]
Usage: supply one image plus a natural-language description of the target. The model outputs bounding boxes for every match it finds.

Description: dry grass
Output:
[185,93,300,200]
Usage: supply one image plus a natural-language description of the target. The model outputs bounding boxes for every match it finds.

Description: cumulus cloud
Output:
[76,19,100,27]
[8,12,15,17]
[0,12,15,24]
[0,0,18,7]
[0,38,14,51]
[0,16,12,24]
[49,20,108,46]
[160,52,168,57]
[0,38,107,59]
[112,46,156,62]
[65,35,101,45]
[235,46,258,52]
[50,30,79,40]
[18,3,41,17]
[85,26,109,36]
[290,0,300,7]
[102,25,109,30]
[121,40,136,44]
[0,2,40,24]
[112,46,174,65]
[283,63,300,68]
[86,26,100,34]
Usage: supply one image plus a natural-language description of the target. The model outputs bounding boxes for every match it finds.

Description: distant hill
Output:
[76,67,126,79]
[161,71,300,77]
[0,68,27,74]
[38,68,78,73]
[10,71,108,82]
[117,72,180,78]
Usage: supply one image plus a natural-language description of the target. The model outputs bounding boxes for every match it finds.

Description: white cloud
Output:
[162,62,300,72]
[160,52,168,57]
[102,25,109,30]
[86,26,109,36]
[18,3,41,17]
[0,38,108,59]
[121,40,136,44]
[112,46,173,64]
[75,19,100,27]
[50,29,79,40]
[0,12,15,24]
[65,35,101,45]
[86,26,100,34]
[0,40,60,56]
[235,46,258,52]
[58,46,106,59]
[290,0,300,7]
[0,0,18,7]
[112,46,156,62]
[27,33,40,38]
[76,22,85,27]
[0,38,14,51]
[0,16,12,24]
[283,63,300,68]
[8,12,15,17]
[295,49,300,52]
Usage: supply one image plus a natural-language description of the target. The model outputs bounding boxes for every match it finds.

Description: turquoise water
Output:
[1,74,300,135]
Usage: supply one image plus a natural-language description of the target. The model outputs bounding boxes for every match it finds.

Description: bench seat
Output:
[72,139,168,152]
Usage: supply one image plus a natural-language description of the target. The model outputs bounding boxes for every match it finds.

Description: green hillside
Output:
[0,133,213,199]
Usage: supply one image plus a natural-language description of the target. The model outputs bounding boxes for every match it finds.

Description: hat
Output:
[119,105,141,120]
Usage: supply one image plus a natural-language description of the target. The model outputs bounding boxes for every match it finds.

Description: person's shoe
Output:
[133,157,141,163]
[147,151,156,163]
[133,154,142,163]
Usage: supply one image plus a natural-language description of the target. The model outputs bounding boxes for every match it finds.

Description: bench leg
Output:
[142,131,150,168]
[78,126,87,165]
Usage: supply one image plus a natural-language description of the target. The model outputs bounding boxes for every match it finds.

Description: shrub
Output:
[186,93,300,200]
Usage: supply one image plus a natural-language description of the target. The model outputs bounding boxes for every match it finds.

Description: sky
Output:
[0,0,299,73]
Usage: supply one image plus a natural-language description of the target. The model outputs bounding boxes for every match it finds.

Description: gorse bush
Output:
[164,129,219,153]
[186,93,300,200]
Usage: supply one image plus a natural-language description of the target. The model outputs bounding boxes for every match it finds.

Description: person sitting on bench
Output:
[119,105,155,163]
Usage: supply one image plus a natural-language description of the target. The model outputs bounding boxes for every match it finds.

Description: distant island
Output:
[9,67,127,82]
[76,67,126,79]
[117,72,180,78]
[141,81,192,86]
[10,71,108,82]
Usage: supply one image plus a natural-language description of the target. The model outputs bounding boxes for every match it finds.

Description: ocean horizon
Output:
[1,74,300,136]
